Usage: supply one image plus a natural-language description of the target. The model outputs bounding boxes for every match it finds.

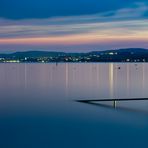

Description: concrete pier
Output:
[77,98,148,108]
[113,100,117,108]
[77,98,148,103]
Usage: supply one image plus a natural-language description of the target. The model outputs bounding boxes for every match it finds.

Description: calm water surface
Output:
[0,63,148,148]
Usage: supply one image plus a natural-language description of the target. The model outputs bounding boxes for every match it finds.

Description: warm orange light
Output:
[0,31,148,45]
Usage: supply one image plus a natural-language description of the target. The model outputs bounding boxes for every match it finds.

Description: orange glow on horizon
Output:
[0,33,148,45]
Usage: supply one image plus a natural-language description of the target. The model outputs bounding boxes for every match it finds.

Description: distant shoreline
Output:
[1,48,148,63]
[0,62,148,65]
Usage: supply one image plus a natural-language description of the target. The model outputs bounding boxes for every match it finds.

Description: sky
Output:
[0,0,148,52]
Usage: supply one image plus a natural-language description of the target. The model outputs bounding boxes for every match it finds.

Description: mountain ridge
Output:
[1,48,148,63]
[1,48,148,58]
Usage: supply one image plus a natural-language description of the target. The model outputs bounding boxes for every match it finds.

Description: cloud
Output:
[110,2,148,18]
[0,2,148,52]
[0,2,148,38]
[0,2,148,25]
[0,0,136,19]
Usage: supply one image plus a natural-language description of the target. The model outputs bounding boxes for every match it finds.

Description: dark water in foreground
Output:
[0,63,148,148]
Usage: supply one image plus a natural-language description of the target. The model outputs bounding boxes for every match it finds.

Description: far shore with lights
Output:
[0,48,148,63]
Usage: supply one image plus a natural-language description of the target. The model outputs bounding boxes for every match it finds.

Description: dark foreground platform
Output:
[77,98,148,108]
[77,98,148,103]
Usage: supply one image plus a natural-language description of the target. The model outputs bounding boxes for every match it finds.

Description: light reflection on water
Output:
[0,63,148,148]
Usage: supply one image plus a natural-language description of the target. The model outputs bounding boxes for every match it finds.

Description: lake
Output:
[0,63,148,148]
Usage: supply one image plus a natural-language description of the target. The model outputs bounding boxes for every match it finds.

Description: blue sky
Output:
[0,0,148,52]
[0,0,141,19]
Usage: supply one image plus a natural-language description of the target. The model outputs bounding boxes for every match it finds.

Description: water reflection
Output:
[0,63,148,111]
[109,63,114,98]
[1,63,148,148]
[0,63,148,96]
[78,100,148,116]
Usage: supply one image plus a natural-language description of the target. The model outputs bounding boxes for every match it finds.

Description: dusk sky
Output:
[1,0,148,52]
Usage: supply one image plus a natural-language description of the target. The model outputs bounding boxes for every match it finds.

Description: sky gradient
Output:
[0,0,148,52]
